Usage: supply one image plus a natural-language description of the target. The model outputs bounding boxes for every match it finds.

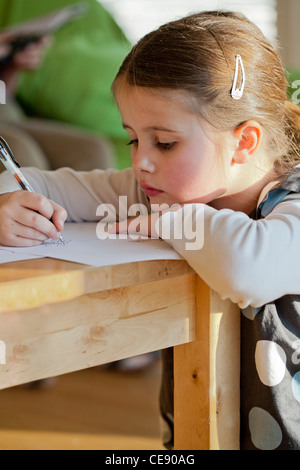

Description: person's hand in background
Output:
[10,36,52,70]
[0,33,51,95]
[0,31,15,60]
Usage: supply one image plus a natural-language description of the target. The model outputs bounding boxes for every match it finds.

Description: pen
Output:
[0,136,64,244]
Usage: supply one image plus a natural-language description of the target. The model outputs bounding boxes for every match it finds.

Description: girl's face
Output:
[116,85,230,206]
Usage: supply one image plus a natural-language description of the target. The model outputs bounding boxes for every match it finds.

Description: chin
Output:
[150,198,181,211]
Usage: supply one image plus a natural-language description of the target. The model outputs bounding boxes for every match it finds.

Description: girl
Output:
[0,11,300,449]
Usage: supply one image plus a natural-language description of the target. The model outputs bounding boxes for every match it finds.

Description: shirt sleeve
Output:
[2,166,299,308]
[157,199,300,309]
[0,166,149,222]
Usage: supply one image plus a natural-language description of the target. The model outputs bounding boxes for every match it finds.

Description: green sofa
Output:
[0,0,132,168]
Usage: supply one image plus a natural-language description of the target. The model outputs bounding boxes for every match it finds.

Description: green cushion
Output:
[0,0,132,168]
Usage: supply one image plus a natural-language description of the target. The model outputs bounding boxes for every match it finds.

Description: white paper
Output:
[0,223,181,266]
[0,247,43,264]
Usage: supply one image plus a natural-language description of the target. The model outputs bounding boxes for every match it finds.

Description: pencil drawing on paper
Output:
[42,239,71,247]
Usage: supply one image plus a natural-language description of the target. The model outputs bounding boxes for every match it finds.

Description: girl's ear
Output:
[231,120,263,165]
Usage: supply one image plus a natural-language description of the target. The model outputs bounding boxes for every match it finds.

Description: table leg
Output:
[174,276,240,450]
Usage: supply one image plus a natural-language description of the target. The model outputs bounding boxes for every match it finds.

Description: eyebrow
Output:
[122,124,181,133]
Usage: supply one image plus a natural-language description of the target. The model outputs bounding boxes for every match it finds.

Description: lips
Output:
[140,183,163,197]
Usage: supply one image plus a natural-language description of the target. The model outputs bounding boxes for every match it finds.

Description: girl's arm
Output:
[0,166,148,246]
[115,198,300,309]
[0,166,148,221]
[155,200,300,308]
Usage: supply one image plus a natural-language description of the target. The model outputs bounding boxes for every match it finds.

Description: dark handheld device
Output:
[0,2,88,66]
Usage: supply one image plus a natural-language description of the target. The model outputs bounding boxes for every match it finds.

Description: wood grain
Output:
[0,257,240,449]
[0,259,194,313]
[174,278,240,450]
[0,259,196,390]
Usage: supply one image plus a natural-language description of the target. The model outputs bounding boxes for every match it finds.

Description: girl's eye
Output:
[157,141,177,150]
[127,139,138,146]
[126,139,176,150]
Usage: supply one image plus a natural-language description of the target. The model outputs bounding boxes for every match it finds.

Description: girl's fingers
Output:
[17,193,66,239]
[50,200,68,232]
[0,191,66,246]
[108,220,127,234]
[19,192,54,219]
[108,214,160,238]
[14,221,49,243]
[14,206,60,241]
[0,221,48,247]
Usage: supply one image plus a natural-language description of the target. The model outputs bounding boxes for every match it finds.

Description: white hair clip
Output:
[231,54,245,100]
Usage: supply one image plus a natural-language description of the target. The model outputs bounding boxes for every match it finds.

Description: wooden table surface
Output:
[0,257,240,449]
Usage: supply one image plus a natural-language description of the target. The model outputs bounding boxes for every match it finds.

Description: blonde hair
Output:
[113,11,300,173]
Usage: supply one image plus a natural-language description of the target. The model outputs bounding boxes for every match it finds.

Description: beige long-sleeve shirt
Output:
[1,166,300,309]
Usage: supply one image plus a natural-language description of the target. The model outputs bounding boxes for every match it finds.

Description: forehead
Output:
[114,81,198,125]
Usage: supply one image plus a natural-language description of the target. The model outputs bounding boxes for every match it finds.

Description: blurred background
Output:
[0,0,299,451]
[0,0,299,174]
[102,0,278,43]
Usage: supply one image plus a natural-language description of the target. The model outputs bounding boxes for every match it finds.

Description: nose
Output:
[132,145,156,173]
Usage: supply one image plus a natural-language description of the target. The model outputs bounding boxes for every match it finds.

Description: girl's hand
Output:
[0,191,67,247]
[109,212,161,239]
[108,205,182,239]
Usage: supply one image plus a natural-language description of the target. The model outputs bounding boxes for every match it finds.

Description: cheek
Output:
[168,153,206,185]
[165,153,224,200]
[164,162,201,199]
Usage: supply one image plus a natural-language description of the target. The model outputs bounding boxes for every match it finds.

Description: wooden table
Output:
[0,257,240,450]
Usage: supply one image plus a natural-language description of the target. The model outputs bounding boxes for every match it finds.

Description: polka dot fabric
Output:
[241,299,300,449]
[240,168,300,450]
